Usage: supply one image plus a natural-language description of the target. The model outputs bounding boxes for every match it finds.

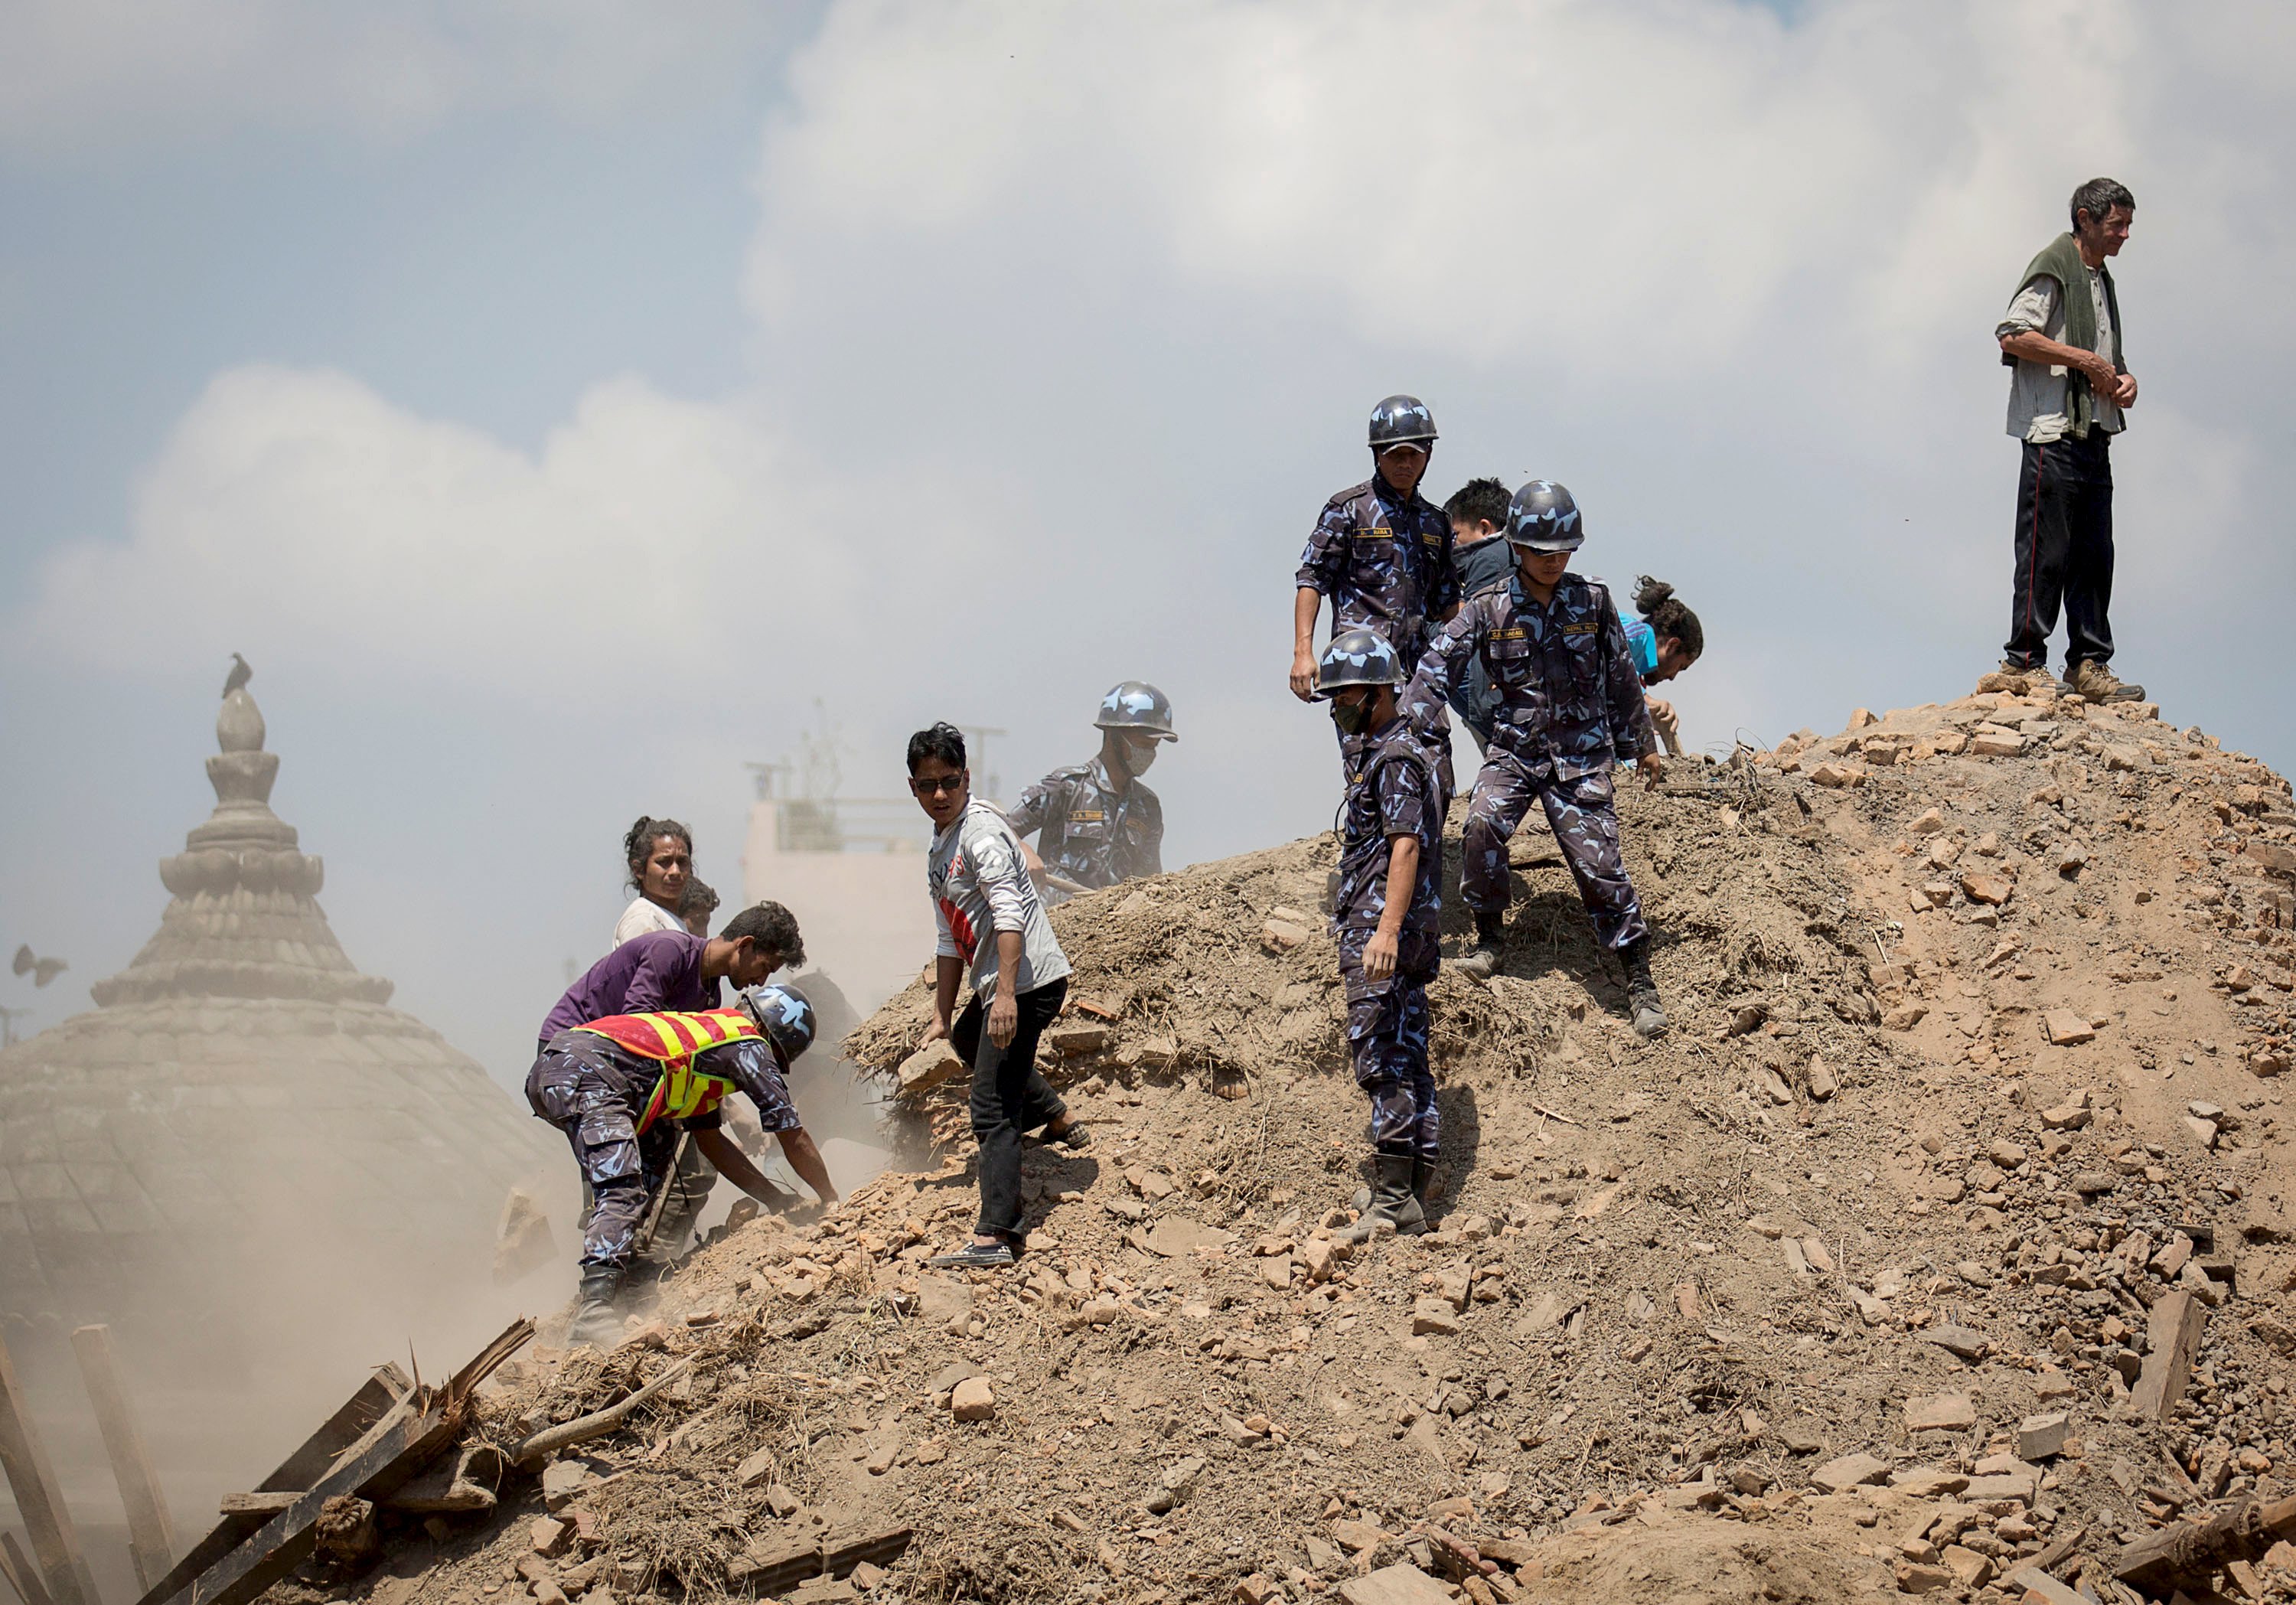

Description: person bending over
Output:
[1622,576,1704,758]
[528,984,837,1346]
[907,722,1087,1270]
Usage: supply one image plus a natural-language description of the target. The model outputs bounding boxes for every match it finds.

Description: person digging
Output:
[527,984,837,1347]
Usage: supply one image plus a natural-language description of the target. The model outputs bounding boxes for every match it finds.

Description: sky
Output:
[2,0,2291,1085]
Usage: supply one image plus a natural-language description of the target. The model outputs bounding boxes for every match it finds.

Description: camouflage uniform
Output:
[1333,718,1444,1160]
[526,1027,799,1268]
[1406,571,1657,951]
[1298,477,1460,800]
[1005,757,1163,890]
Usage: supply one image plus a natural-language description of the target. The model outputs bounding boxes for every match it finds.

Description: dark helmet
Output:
[1506,479,1584,553]
[740,984,817,1064]
[1367,394,1437,452]
[1094,680,1177,742]
[1313,628,1405,696]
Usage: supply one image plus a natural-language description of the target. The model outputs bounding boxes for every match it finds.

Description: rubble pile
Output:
[251,684,2296,1605]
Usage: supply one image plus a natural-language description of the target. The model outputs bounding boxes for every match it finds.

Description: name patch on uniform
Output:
[1068,810,1105,824]
[1491,628,1526,641]
[1561,621,1600,636]
[1353,527,1394,542]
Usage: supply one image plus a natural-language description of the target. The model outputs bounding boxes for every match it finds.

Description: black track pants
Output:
[2005,432,2115,671]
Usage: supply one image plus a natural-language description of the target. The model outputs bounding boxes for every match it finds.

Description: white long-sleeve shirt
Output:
[928,799,1070,998]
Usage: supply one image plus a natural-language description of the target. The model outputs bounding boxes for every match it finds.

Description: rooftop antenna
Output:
[960,725,1007,802]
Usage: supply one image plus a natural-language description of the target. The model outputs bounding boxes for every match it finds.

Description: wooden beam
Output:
[2131,1290,2206,1421]
[0,1532,55,1605]
[71,1324,178,1592]
[146,1320,532,1605]
[132,1365,410,1605]
[2114,1494,2296,1594]
[0,1331,99,1605]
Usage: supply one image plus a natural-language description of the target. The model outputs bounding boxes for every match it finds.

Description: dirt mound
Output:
[267,685,2296,1605]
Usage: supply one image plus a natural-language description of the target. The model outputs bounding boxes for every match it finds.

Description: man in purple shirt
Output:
[537,903,801,1051]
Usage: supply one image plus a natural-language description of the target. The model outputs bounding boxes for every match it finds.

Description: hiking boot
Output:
[1456,912,1505,980]
[2069,660,2145,703]
[1622,938,1668,1040]
[1343,1153,1426,1243]
[1411,1155,1439,1212]
[1981,660,2057,696]
[566,1264,627,1349]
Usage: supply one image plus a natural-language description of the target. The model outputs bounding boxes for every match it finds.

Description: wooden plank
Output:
[2131,1290,2206,1421]
[2115,1494,2296,1592]
[155,1402,458,1605]
[132,1365,411,1605]
[150,1320,530,1605]
[1,1533,55,1605]
[72,1324,178,1592]
[0,1330,99,1605]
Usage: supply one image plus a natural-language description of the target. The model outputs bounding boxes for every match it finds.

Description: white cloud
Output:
[15,0,2296,869]
[0,0,797,151]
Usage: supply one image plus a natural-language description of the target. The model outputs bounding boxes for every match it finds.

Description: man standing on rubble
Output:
[1994,178,2144,705]
[1291,395,1459,798]
[1005,681,1176,897]
[1404,481,1667,1039]
[529,984,837,1346]
[1315,628,1444,1238]
[907,722,1088,1270]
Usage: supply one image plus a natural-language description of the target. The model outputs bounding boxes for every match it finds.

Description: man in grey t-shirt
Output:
[1993,177,2144,704]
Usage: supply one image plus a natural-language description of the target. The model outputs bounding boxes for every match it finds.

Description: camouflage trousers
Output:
[1461,755,1647,951]
[528,1042,683,1269]
[1339,928,1440,1160]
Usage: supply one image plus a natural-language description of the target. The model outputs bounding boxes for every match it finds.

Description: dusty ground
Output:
[261,681,2295,1605]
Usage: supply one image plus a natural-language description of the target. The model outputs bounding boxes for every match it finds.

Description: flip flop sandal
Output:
[928,1240,1016,1269]
[1050,1121,1092,1152]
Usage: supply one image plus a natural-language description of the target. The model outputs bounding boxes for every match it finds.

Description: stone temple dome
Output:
[0,672,561,1375]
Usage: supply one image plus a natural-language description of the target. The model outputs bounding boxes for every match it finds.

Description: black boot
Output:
[1621,938,1667,1040]
[1457,912,1505,980]
[1346,1153,1427,1241]
[566,1263,627,1349]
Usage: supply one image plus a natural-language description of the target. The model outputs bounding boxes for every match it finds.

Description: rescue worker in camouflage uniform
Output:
[1291,395,1459,798]
[1404,481,1669,1039]
[527,985,838,1346]
[1005,680,1176,896]
[1315,628,1444,1240]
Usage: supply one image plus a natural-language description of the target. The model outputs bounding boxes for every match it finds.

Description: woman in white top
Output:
[613,816,693,947]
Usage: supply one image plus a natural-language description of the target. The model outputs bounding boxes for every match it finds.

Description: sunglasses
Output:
[910,773,967,796]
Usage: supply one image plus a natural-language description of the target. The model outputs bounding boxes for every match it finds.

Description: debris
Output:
[951,1378,996,1422]
[2042,1010,2095,1046]
[1810,1453,1890,1493]
[513,1355,690,1466]
[2131,1290,2207,1421]
[2113,1495,2296,1595]
[1339,1563,1455,1605]
[2015,1411,2069,1461]
[68,1323,175,1592]
[0,1329,100,1605]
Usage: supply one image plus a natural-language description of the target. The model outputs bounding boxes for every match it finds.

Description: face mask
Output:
[1123,736,1159,775]
[1329,696,1373,736]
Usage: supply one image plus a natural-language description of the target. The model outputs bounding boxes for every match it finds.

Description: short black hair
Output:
[722,901,804,967]
[621,815,692,893]
[677,878,719,920]
[906,722,967,775]
[1444,477,1512,533]
[2070,178,2134,231]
